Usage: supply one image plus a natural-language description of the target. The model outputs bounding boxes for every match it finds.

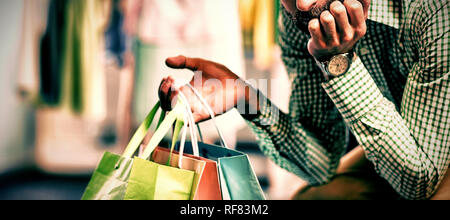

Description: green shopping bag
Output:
[124,101,206,200]
[80,152,133,200]
[81,101,173,200]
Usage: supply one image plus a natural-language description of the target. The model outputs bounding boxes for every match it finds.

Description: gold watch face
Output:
[328,55,350,76]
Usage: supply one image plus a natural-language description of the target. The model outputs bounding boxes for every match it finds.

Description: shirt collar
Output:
[368,0,401,29]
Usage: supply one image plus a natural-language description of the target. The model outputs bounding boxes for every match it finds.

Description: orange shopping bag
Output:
[153,147,222,200]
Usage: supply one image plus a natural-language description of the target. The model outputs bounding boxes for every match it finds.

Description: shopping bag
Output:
[150,147,207,200]
[81,101,162,200]
[175,142,265,200]
[154,147,222,200]
[124,100,206,200]
[123,157,200,200]
[176,85,266,200]
[149,92,221,200]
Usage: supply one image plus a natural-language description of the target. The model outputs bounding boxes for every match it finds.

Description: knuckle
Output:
[354,26,367,37]
[342,32,354,42]
[331,2,346,15]
[349,1,363,11]
[308,19,320,30]
[320,11,334,24]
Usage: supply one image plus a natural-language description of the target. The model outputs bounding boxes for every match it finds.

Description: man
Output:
[159,0,450,200]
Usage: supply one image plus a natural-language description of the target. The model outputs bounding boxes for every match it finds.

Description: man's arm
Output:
[159,6,349,185]
[321,1,450,199]
[244,7,348,186]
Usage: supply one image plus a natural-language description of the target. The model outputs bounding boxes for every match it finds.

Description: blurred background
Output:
[0,0,306,200]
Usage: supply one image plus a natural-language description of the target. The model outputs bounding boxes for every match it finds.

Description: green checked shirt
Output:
[247,0,450,199]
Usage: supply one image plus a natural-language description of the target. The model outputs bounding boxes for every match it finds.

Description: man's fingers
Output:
[165,55,204,72]
[159,77,176,111]
[330,1,353,42]
[320,10,339,46]
[359,0,371,20]
[308,18,325,47]
[344,0,365,29]
[306,0,368,60]
[165,55,188,69]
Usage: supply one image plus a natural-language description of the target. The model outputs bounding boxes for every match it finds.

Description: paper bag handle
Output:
[140,101,185,160]
[122,101,161,158]
[178,91,200,156]
[175,91,201,168]
[185,84,230,149]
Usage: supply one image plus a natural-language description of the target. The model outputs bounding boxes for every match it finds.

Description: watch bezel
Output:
[314,52,355,81]
[327,54,352,77]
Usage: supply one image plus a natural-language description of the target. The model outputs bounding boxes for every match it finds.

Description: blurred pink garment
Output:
[137,0,211,45]
[17,0,49,101]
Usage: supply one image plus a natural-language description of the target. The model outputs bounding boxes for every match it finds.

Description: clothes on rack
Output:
[34,0,127,174]
[239,0,280,70]
[39,0,110,120]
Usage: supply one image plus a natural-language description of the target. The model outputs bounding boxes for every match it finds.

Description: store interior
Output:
[0,0,307,200]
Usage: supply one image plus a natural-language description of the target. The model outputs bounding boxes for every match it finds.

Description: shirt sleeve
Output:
[321,1,450,199]
[245,8,348,186]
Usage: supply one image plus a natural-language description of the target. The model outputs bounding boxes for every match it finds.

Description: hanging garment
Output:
[60,0,109,120]
[39,0,65,105]
[105,0,127,67]
[35,0,125,175]
[239,0,279,70]
[17,0,49,102]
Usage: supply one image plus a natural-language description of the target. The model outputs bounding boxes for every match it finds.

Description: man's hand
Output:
[159,55,257,122]
[307,0,369,60]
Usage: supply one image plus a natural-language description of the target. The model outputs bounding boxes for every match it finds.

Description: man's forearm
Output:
[322,56,442,199]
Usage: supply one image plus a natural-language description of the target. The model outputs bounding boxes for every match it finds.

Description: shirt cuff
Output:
[250,93,282,128]
[321,56,384,124]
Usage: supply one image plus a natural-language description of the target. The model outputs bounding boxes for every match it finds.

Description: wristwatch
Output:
[315,52,355,81]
